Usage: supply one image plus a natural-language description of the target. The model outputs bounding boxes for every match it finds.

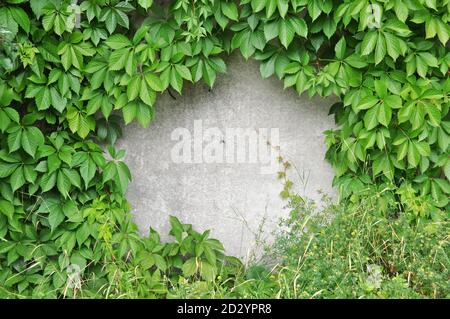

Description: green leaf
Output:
[356,95,378,110]
[139,79,154,106]
[57,170,71,197]
[138,0,153,10]
[364,106,379,130]
[7,128,22,153]
[377,103,392,127]
[50,87,67,112]
[116,162,131,194]
[384,95,402,109]
[40,172,57,192]
[279,19,295,49]
[182,257,197,277]
[48,204,65,232]
[21,130,37,157]
[222,2,238,21]
[277,0,289,18]
[145,73,163,92]
[251,0,266,12]
[127,76,141,101]
[202,62,216,87]
[374,33,386,65]
[35,87,51,110]
[335,37,346,60]
[264,20,278,41]
[425,104,441,126]
[200,261,216,281]
[80,158,96,189]
[0,199,14,219]
[76,222,90,246]
[407,142,420,167]
[105,34,131,49]
[63,168,81,189]
[9,7,30,33]
[10,166,25,192]
[175,64,192,81]
[170,67,183,93]
[361,31,377,56]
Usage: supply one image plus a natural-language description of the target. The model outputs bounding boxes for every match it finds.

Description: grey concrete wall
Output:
[115,53,337,259]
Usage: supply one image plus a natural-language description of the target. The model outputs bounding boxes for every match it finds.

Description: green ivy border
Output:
[0,0,449,297]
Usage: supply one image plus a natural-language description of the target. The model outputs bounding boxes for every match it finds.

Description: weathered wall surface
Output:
[115,53,337,259]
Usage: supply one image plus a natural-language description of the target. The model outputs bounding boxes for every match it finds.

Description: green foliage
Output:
[0,0,448,298]
[168,188,449,299]
[258,188,449,298]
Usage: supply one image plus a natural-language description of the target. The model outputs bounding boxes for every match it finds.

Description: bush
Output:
[270,192,449,298]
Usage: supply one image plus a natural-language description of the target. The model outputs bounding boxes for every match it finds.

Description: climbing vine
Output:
[0,0,448,297]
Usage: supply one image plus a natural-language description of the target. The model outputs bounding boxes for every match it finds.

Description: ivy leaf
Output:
[116,161,131,194]
[80,158,96,189]
[40,172,57,192]
[48,203,65,232]
[127,76,141,101]
[105,34,131,49]
[335,37,346,60]
[364,106,379,130]
[145,73,163,92]
[221,2,238,21]
[21,127,44,158]
[356,95,379,110]
[138,0,153,10]
[10,166,25,192]
[200,261,216,281]
[35,87,51,110]
[277,0,289,18]
[361,31,377,56]
[50,87,67,112]
[0,199,14,220]
[9,7,30,33]
[139,78,155,106]
[170,67,183,93]
[279,19,295,49]
[57,170,71,197]
[7,127,22,153]
[175,64,192,81]
[378,103,392,127]
[374,33,386,65]
[76,222,91,246]
[182,257,197,277]
[407,142,420,167]
[251,0,266,13]
[307,0,322,21]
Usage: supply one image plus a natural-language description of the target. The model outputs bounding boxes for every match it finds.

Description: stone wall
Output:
[115,52,337,259]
